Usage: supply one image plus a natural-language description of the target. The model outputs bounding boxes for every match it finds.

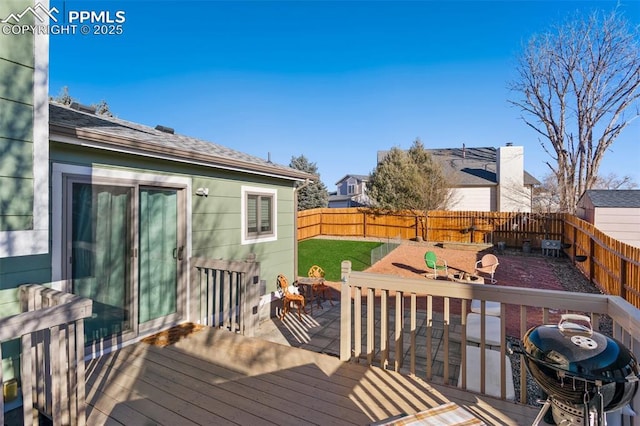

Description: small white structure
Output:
[576,190,640,248]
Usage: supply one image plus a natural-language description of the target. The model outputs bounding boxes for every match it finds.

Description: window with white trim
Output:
[242,186,277,243]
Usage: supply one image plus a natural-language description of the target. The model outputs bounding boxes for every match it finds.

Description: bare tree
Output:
[509,9,640,213]
[592,172,638,190]
[533,171,637,213]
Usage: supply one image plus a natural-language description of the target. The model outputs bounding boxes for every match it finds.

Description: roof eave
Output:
[50,123,314,182]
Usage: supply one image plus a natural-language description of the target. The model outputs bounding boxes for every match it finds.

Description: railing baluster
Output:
[426,295,433,380]
[367,287,375,365]
[520,305,528,404]
[50,325,61,425]
[76,319,86,426]
[394,291,403,372]
[21,332,33,425]
[380,289,388,369]
[230,271,237,332]
[460,300,468,390]
[410,293,416,376]
[500,305,507,400]
[354,286,362,361]
[213,270,221,328]
[443,297,450,385]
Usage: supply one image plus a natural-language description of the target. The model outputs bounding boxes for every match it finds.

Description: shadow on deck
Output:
[86,326,542,425]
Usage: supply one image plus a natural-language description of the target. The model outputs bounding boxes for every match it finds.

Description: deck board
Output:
[86,327,542,425]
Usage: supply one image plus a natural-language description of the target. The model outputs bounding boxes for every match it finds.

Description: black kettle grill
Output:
[517,314,639,425]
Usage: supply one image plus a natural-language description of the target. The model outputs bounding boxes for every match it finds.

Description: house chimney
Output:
[497,144,527,212]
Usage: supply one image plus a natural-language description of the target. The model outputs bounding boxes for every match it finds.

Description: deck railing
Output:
[189,255,261,337]
[0,283,92,426]
[339,261,640,418]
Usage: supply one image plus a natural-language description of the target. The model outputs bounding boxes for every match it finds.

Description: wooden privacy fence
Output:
[298,208,563,247]
[189,255,261,337]
[299,208,640,309]
[298,208,421,240]
[563,215,640,309]
[0,284,93,426]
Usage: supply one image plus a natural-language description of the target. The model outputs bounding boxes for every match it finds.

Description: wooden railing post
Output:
[340,260,352,361]
[0,284,92,426]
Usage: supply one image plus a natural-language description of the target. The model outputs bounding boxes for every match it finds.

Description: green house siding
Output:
[0,0,36,233]
[50,143,298,294]
[1,0,48,258]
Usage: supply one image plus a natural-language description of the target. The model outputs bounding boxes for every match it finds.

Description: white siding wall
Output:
[449,187,495,211]
[594,208,640,248]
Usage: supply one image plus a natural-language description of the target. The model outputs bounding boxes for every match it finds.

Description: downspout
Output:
[293,179,313,278]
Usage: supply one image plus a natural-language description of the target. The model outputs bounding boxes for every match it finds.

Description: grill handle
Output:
[558,314,592,335]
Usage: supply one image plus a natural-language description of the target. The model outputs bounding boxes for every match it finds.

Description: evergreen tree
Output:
[290,155,329,210]
[368,139,451,211]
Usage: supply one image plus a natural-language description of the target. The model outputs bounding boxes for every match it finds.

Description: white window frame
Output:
[241,186,277,244]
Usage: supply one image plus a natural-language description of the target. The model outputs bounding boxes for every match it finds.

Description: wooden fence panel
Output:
[563,214,640,309]
[297,209,322,240]
[363,211,419,239]
[426,211,563,247]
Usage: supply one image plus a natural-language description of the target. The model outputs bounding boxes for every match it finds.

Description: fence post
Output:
[340,260,352,362]
[589,236,596,285]
[620,257,627,299]
[363,211,367,238]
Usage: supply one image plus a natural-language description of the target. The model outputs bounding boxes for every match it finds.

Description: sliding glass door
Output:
[66,178,184,345]
[138,188,180,330]
[71,182,133,343]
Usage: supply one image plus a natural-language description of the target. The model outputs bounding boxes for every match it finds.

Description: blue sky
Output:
[48,1,639,190]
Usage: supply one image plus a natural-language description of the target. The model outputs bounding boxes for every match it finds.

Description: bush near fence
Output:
[297,208,640,309]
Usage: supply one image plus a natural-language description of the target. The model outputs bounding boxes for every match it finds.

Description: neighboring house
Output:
[328,174,370,208]
[377,144,540,212]
[1,1,313,383]
[576,190,640,248]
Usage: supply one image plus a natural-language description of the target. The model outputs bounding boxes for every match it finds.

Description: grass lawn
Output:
[298,239,383,281]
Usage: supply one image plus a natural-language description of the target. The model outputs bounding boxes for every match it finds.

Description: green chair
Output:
[424,251,448,279]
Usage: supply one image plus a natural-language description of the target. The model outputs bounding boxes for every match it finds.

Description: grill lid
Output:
[521,314,639,410]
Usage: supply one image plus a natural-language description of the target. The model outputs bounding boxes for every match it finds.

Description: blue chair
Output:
[424,251,448,279]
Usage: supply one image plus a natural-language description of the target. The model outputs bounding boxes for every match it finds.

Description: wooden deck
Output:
[85,327,541,425]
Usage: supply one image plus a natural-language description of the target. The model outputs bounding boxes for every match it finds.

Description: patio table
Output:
[447,273,484,284]
[296,277,332,314]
